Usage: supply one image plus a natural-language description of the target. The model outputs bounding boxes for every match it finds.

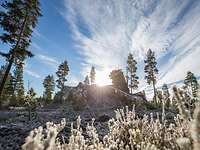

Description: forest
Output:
[0,0,200,150]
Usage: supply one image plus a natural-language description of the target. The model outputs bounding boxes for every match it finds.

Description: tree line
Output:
[110,48,199,108]
[109,49,158,99]
[0,0,199,109]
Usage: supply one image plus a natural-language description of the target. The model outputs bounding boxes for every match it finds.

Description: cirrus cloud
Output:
[63,0,200,89]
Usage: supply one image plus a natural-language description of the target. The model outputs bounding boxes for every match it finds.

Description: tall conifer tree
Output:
[162,84,170,108]
[13,62,25,105]
[84,75,90,85]
[90,66,96,85]
[0,0,42,96]
[127,53,139,94]
[56,60,69,101]
[0,65,14,106]
[144,49,158,102]
[43,75,55,104]
[184,71,199,97]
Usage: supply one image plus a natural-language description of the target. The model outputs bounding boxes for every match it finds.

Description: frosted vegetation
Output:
[22,86,200,150]
[0,1,199,150]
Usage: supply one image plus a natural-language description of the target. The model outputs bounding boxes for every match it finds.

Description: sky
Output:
[0,0,200,96]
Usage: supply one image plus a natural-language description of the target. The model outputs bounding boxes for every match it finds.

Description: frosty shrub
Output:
[22,86,200,150]
[22,118,66,150]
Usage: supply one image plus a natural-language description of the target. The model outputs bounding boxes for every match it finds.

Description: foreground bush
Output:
[22,87,200,150]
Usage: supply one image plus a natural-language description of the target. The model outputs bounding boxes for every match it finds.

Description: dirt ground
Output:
[0,104,177,150]
[0,106,115,150]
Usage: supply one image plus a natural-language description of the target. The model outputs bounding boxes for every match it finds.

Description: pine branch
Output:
[0,51,10,58]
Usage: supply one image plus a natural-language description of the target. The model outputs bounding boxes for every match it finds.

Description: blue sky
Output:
[1,0,200,96]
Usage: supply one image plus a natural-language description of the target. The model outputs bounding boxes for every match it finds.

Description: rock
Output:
[165,112,176,120]
[0,127,29,150]
[97,114,110,122]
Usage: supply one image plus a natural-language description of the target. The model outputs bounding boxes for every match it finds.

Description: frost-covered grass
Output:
[22,86,200,150]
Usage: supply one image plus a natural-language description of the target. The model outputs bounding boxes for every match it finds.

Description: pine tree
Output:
[125,66,129,84]
[157,90,163,105]
[24,87,37,121]
[56,60,69,102]
[0,65,15,106]
[26,88,37,103]
[84,75,90,85]
[144,49,158,102]
[43,75,55,104]
[0,0,42,97]
[13,62,25,105]
[162,84,170,108]
[127,53,139,94]
[184,71,199,97]
[109,69,129,93]
[90,66,95,85]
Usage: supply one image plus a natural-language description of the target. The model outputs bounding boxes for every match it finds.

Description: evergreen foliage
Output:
[162,84,170,108]
[144,49,158,102]
[109,69,129,93]
[84,75,90,85]
[0,0,42,96]
[90,66,96,85]
[56,60,69,101]
[43,75,55,104]
[0,65,15,106]
[127,53,139,94]
[184,71,199,97]
[13,62,25,105]
[24,87,37,121]
[25,87,37,106]
[156,90,163,105]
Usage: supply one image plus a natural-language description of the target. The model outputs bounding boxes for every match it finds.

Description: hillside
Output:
[0,85,175,150]
[54,84,147,115]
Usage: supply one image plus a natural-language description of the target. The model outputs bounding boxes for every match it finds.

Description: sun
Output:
[96,80,108,86]
[95,69,111,86]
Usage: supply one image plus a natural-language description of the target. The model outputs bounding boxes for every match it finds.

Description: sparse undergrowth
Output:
[22,87,200,150]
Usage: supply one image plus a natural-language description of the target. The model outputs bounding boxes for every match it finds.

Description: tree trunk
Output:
[60,87,65,104]
[0,9,28,97]
[153,80,157,103]
[28,106,31,121]
[0,54,14,97]
[131,87,133,94]
[162,98,165,123]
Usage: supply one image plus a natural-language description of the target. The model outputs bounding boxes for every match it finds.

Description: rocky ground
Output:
[0,85,177,150]
[0,106,113,150]
[0,104,177,150]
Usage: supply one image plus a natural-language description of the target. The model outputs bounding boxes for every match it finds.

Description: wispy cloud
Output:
[63,0,200,88]
[33,29,47,41]
[36,54,59,68]
[31,42,43,51]
[25,69,41,79]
